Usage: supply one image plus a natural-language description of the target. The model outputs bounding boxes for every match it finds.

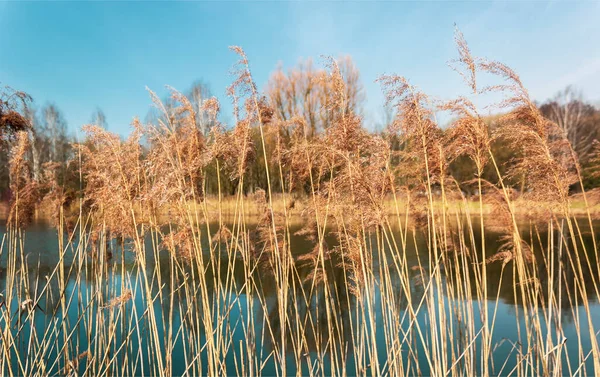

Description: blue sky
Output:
[1,1,599,136]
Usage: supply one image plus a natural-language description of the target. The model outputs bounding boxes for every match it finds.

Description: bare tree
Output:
[24,106,41,181]
[145,80,214,136]
[376,103,396,133]
[337,55,365,116]
[90,108,108,129]
[0,86,31,195]
[540,86,599,159]
[266,55,365,137]
[186,80,213,135]
[40,104,68,163]
[0,85,31,142]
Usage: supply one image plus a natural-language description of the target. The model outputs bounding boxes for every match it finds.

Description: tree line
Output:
[2,57,600,203]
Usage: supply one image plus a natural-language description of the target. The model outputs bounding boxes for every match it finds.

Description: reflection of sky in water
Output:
[0,219,599,376]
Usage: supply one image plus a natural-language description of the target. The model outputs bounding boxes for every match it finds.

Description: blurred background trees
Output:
[539,86,600,188]
[266,56,365,138]
[1,68,599,202]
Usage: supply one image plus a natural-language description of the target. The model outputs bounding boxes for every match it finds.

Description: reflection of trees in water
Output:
[0,253,62,315]
[534,220,599,323]
[27,263,61,314]
[257,255,355,359]
[438,218,599,320]
[5,219,598,374]
[12,221,597,302]
[251,233,432,365]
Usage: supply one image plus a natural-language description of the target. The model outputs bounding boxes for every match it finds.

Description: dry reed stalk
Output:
[2,31,600,377]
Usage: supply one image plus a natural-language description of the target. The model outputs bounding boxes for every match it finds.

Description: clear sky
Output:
[1,1,599,136]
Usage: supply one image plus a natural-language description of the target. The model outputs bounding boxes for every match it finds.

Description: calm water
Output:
[1,218,599,376]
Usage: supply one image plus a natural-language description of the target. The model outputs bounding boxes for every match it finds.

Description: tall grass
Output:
[1,31,599,377]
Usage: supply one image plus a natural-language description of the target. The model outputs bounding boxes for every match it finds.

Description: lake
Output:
[0,217,599,376]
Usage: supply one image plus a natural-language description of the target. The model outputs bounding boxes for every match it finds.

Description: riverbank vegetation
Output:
[1,29,600,376]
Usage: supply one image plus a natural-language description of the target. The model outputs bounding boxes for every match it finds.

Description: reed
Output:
[0,29,599,377]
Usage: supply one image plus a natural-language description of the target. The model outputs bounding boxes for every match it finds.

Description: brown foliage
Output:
[75,124,145,240]
[0,86,31,142]
[379,75,446,188]
[7,132,39,227]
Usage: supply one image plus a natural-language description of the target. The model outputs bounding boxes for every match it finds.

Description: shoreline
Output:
[2,193,599,224]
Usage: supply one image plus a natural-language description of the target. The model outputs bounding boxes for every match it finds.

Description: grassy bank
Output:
[1,31,600,377]
[3,192,599,224]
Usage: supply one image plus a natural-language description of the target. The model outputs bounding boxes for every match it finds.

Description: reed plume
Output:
[480,59,577,207]
[2,32,600,377]
[75,123,145,240]
[7,131,39,228]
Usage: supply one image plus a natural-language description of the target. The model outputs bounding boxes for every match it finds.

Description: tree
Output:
[90,108,108,129]
[0,85,31,142]
[186,80,214,136]
[540,86,600,159]
[145,80,215,135]
[41,104,68,162]
[266,56,365,137]
[376,103,396,133]
[0,86,31,197]
[24,105,42,181]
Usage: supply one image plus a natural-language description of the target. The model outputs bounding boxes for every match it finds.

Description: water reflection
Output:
[0,217,598,375]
